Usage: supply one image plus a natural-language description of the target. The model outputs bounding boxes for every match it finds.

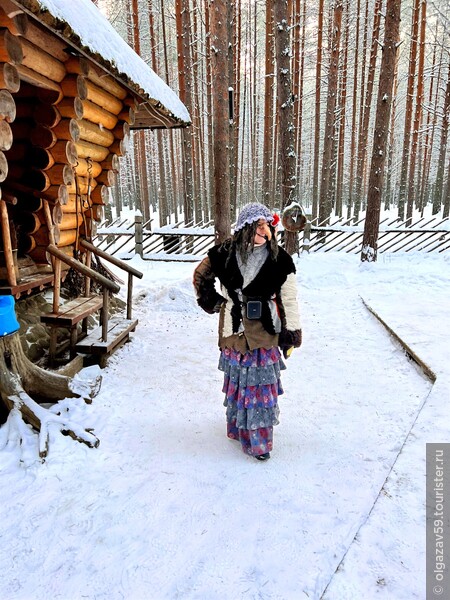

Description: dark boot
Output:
[254,452,270,461]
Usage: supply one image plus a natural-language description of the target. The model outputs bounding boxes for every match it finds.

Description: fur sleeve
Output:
[278,272,302,348]
[193,257,225,314]
[280,272,301,330]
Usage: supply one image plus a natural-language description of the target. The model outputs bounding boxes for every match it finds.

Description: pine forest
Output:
[95,0,450,246]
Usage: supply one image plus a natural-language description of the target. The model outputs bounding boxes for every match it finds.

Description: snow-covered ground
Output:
[0,250,448,600]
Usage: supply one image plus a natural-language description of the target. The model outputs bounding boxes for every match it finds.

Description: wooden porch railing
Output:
[46,244,120,347]
[79,239,143,319]
[45,243,143,366]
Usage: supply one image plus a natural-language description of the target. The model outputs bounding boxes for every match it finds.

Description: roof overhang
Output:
[6,0,191,130]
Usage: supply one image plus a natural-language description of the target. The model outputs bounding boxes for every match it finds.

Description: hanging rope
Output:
[61,166,85,298]
[84,158,122,290]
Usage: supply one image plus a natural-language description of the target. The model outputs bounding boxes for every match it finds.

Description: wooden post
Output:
[82,250,92,336]
[135,214,143,257]
[101,286,109,342]
[0,199,16,286]
[42,199,56,269]
[84,251,92,297]
[52,256,61,313]
[302,217,312,253]
[127,272,133,320]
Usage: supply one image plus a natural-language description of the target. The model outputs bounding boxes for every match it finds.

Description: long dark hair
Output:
[226,221,279,265]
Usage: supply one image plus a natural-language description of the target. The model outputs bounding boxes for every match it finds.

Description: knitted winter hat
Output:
[235,202,274,232]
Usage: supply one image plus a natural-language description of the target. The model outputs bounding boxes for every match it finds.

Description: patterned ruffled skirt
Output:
[218,346,286,457]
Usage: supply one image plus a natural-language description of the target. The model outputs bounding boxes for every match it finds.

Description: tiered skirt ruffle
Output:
[218,346,285,431]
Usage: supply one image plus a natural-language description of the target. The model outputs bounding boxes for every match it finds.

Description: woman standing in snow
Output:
[193,202,302,461]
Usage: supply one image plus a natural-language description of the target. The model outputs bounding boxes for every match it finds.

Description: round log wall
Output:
[0,6,135,280]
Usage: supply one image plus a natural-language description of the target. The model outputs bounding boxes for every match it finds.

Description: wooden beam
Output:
[20,37,66,82]
[0,199,16,286]
[57,97,84,120]
[85,80,123,115]
[0,89,16,122]
[0,150,8,182]
[75,139,109,162]
[0,6,28,35]
[25,19,68,62]
[80,98,118,129]
[74,157,102,178]
[34,103,61,127]
[0,28,22,64]
[49,140,78,165]
[0,119,13,151]
[59,212,83,231]
[61,74,87,99]
[0,62,20,92]
[16,64,63,102]
[67,175,97,195]
[46,163,75,186]
[52,118,80,142]
[78,118,114,146]
[65,56,127,100]
[90,184,109,205]
[30,123,57,149]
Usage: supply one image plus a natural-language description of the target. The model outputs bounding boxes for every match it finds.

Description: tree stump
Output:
[0,330,101,459]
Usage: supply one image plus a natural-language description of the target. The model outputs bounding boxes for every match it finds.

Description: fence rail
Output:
[92,215,450,260]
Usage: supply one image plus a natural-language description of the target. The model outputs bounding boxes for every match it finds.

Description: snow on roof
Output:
[16,0,191,125]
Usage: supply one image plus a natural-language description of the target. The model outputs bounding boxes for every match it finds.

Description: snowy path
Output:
[323,287,449,600]
[0,256,436,600]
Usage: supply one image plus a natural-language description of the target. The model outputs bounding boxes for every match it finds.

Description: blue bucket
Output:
[0,295,20,336]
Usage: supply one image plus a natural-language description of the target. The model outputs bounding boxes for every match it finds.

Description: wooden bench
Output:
[75,316,138,367]
[41,295,104,364]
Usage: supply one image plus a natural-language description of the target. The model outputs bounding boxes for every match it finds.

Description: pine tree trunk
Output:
[361,0,401,262]
[203,0,214,220]
[274,0,298,254]
[384,53,399,210]
[397,0,420,220]
[347,0,361,219]
[262,2,275,205]
[229,0,239,220]
[352,0,370,221]
[432,65,450,215]
[190,5,202,224]
[406,0,427,223]
[312,0,324,220]
[180,0,195,225]
[353,0,382,221]
[419,38,441,214]
[443,155,450,218]
[295,0,306,203]
[318,0,343,228]
[336,0,350,217]
[209,0,231,243]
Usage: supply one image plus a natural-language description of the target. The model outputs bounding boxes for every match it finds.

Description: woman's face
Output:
[254,219,272,244]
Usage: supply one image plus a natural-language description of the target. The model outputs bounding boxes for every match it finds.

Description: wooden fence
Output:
[92,214,450,260]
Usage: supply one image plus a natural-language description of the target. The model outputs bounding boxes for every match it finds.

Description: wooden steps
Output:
[41,242,143,368]
[40,295,104,366]
[41,296,103,327]
[75,316,138,367]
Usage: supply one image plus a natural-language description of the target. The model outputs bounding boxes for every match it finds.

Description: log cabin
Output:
[0,0,190,454]
[0,0,190,364]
